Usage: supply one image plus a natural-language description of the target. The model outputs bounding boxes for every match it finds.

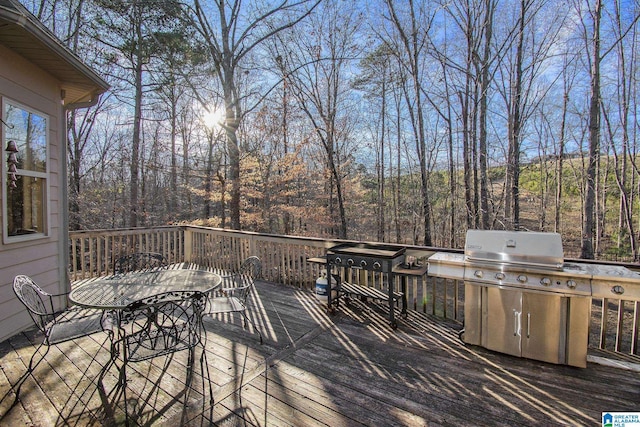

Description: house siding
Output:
[0,44,65,343]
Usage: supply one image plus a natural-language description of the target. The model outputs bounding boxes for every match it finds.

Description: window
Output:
[2,99,49,242]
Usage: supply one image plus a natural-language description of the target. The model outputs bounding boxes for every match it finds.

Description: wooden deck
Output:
[1,278,639,426]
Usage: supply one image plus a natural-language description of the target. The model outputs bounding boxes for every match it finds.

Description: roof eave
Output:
[0,0,109,107]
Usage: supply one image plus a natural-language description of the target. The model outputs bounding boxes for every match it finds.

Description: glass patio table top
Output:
[69,269,222,309]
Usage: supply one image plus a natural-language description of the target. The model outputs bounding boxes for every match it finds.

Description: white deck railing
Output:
[69,226,639,358]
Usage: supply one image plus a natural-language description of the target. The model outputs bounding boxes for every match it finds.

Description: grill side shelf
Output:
[427,252,465,280]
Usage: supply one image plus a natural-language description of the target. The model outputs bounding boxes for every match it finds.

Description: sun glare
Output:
[202,108,224,129]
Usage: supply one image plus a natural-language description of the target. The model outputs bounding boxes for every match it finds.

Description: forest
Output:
[17,0,640,261]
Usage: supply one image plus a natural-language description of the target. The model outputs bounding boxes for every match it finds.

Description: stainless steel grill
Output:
[463,230,592,296]
[428,229,640,367]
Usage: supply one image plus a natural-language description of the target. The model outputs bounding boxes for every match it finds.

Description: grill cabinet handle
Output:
[514,310,521,337]
[527,313,531,338]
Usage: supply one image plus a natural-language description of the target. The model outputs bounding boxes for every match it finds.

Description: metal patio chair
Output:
[100,290,210,423]
[113,252,168,275]
[204,256,263,344]
[2,275,104,407]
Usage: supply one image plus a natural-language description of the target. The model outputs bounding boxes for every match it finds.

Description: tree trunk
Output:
[478,0,495,230]
[443,63,456,247]
[506,0,524,231]
[170,91,178,214]
[204,131,214,219]
[130,44,143,228]
[555,92,568,233]
[377,77,387,242]
[581,0,602,259]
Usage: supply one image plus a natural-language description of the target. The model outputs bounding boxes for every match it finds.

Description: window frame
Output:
[2,97,50,243]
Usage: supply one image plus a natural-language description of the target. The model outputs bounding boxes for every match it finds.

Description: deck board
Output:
[1,278,639,426]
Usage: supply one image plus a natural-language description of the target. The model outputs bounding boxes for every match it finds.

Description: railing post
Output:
[249,234,257,257]
[184,227,193,263]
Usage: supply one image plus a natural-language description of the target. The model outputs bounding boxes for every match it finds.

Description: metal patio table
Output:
[70,269,222,310]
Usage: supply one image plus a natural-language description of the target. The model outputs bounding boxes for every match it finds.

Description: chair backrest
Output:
[13,275,55,334]
[117,290,206,362]
[113,252,168,275]
[239,256,262,281]
[222,256,261,304]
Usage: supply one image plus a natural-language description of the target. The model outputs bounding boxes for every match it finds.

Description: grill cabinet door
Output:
[485,287,566,364]
[484,287,522,358]
[521,293,565,364]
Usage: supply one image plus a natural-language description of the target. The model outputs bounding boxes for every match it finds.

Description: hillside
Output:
[514,158,634,262]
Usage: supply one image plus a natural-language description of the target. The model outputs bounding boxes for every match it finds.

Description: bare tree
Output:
[442,0,486,230]
[269,0,362,239]
[580,0,640,258]
[383,0,435,244]
[90,0,187,226]
[580,0,602,259]
[186,0,320,230]
[353,45,395,242]
[609,0,639,260]
[554,54,579,234]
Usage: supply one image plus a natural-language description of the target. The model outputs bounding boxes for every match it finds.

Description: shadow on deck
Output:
[1,278,639,426]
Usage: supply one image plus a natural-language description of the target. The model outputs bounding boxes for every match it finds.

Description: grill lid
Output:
[464,230,564,269]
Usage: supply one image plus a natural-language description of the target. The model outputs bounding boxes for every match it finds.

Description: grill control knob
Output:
[334,257,342,264]
[495,273,505,280]
[360,260,368,268]
[347,258,354,266]
[517,275,528,283]
[540,277,551,286]
[566,280,577,289]
[373,262,381,270]
[474,270,483,278]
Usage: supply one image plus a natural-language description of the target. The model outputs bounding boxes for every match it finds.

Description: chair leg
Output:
[198,330,214,406]
[98,339,130,426]
[0,342,49,409]
[121,361,130,427]
[200,348,214,406]
[112,338,130,426]
[241,312,263,344]
[97,341,118,386]
[185,346,195,388]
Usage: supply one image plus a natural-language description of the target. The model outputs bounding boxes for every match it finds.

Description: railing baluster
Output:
[616,300,625,352]
[633,302,639,355]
